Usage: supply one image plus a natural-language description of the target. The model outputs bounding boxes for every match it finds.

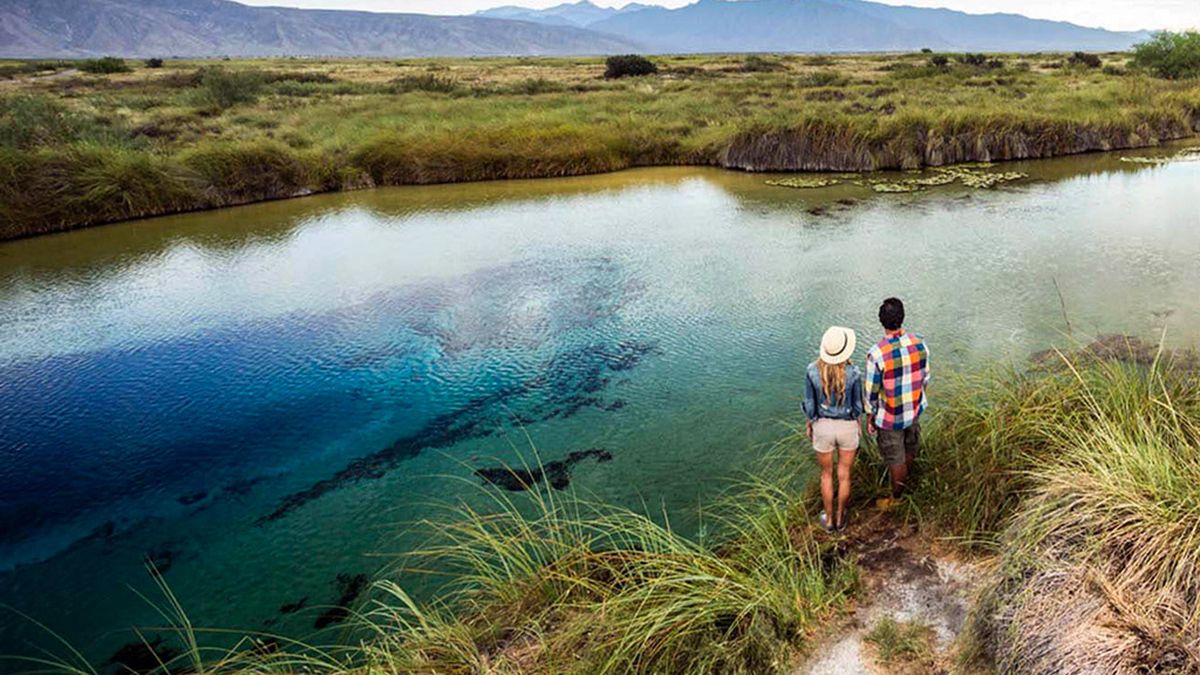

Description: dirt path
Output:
[798,510,982,674]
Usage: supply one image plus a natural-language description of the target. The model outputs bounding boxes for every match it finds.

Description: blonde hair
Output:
[818,359,847,406]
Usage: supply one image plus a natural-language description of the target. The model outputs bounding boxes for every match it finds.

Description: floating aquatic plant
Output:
[764,176,843,189]
[1119,147,1200,164]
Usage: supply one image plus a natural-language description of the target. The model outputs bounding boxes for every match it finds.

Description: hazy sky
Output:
[238,0,1198,31]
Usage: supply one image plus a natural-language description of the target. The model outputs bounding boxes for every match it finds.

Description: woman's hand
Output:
[806,420,814,440]
[866,418,877,435]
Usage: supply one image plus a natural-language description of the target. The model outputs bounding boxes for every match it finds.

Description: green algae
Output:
[764,176,844,189]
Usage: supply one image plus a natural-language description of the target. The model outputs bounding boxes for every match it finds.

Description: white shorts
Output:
[812,419,861,453]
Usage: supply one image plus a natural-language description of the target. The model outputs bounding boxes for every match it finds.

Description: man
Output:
[864,297,929,505]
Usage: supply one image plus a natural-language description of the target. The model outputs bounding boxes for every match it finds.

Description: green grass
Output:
[910,341,1200,672]
[864,618,935,666]
[353,449,857,674]
[0,50,1198,238]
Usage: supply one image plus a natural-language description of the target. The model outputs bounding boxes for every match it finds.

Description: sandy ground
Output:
[798,510,982,675]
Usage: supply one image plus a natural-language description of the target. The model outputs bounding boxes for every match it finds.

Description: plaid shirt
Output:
[865,331,929,430]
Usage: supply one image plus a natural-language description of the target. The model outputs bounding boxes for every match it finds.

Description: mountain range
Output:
[0,0,640,58]
[486,0,1151,53]
[476,1,654,27]
[0,0,1154,59]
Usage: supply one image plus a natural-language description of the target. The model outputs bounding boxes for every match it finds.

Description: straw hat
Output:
[819,326,857,365]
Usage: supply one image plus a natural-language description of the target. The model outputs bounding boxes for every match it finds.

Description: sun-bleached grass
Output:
[909,342,1200,672]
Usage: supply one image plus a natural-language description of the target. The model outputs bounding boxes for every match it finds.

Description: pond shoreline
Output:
[4,128,1198,243]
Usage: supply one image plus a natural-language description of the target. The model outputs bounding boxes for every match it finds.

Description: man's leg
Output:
[904,421,921,483]
[888,462,908,498]
[878,429,908,498]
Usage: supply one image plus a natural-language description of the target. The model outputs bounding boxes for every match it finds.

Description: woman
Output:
[803,326,864,532]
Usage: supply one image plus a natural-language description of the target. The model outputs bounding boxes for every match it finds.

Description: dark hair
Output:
[879,297,905,331]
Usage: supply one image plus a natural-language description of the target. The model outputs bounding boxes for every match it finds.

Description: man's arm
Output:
[864,351,881,432]
[922,341,931,387]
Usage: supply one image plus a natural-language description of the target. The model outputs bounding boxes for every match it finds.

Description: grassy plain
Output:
[2,51,1199,238]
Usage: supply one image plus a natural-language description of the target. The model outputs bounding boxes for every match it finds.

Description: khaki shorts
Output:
[812,419,861,453]
[877,421,921,466]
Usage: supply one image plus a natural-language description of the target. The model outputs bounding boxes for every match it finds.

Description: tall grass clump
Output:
[0,144,200,238]
[182,141,313,203]
[972,354,1200,673]
[353,449,855,674]
[387,73,461,94]
[915,341,1200,672]
[351,126,654,185]
[0,95,125,150]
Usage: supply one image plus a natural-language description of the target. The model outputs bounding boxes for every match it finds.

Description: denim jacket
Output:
[803,362,864,421]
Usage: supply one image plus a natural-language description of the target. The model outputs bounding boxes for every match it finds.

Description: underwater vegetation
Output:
[474,448,614,491]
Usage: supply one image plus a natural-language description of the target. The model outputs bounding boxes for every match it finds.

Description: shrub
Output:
[796,71,846,87]
[78,57,131,74]
[501,77,564,95]
[1067,51,1102,68]
[957,53,988,67]
[604,54,657,79]
[921,47,933,54]
[387,74,460,94]
[144,58,164,69]
[1131,30,1200,79]
[190,67,268,110]
[737,55,787,73]
[929,54,950,68]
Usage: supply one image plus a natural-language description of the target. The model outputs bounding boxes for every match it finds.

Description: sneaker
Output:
[836,508,849,531]
[818,511,835,532]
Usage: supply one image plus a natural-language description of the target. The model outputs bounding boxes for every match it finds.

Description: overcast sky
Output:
[238,0,1198,31]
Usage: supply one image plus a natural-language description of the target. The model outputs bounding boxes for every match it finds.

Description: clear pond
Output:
[1,146,1199,662]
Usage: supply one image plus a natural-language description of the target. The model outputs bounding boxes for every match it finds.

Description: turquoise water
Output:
[1,148,1199,665]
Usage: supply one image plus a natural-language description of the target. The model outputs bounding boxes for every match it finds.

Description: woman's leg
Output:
[836,448,857,527]
[816,450,835,523]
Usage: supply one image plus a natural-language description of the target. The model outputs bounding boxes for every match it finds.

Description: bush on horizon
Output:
[78,56,131,74]
[1131,30,1200,79]
[190,67,268,110]
[1067,51,1102,68]
[604,54,658,79]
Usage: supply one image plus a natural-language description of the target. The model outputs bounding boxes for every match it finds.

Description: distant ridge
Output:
[0,0,643,58]
[489,0,1151,53]
[0,0,1153,58]
[475,1,654,28]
